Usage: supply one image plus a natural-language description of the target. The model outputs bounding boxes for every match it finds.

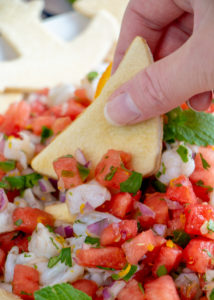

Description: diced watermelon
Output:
[0,248,5,274]
[0,231,29,253]
[185,203,214,239]
[13,207,54,233]
[168,209,186,231]
[190,147,214,188]
[76,247,127,270]
[121,229,165,265]
[53,155,84,189]
[30,115,56,135]
[191,180,210,202]
[144,275,180,300]
[100,220,138,246]
[152,244,183,276]
[166,175,197,205]
[109,192,135,219]
[183,238,214,273]
[13,264,39,299]
[95,149,132,190]
[72,279,98,299]
[117,279,145,300]
[52,117,71,135]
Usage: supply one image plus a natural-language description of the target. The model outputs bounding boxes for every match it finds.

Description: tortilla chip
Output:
[0,93,22,114]
[45,203,75,223]
[32,37,163,178]
[74,0,129,24]
[0,0,119,91]
[0,288,21,300]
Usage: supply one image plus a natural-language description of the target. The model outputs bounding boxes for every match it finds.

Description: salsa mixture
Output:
[0,70,214,300]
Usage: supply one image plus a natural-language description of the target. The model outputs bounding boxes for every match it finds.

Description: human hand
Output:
[104,0,214,125]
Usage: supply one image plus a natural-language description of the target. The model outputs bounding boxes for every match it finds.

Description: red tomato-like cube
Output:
[52,117,71,135]
[183,238,214,273]
[143,193,169,224]
[166,175,197,205]
[72,279,98,298]
[117,279,145,300]
[53,155,84,189]
[13,207,54,233]
[95,149,132,190]
[109,192,134,219]
[190,147,214,188]
[31,116,56,135]
[185,203,214,239]
[191,180,210,202]
[100,220,138,246]
[76,247,126,270]
[168,209,186,231]
[145,275,180,300]
[13,264,39,299]
[121,229,165,265]
[0,231,29,253]
[152,244,183,276]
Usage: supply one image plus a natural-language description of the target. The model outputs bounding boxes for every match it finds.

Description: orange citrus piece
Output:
[95,62,112,98]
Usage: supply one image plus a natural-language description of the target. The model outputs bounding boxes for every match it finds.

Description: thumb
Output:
[104,35,213,125]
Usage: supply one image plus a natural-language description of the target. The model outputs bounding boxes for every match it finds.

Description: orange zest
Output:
[95,62,112,98]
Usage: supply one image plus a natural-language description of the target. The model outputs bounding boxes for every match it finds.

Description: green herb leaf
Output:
[45,225,54,233]
[105,166,117,181]
[87,71,98,82]
[195,180,213,192]
[202,248,212,257]
[164,107,214,146]
[176,145,189,163]
[84,236,100,247]
[0,160,16,172]
[77,163,90,181]
[156,265,167,277]
[138,282,144,294]
[48,248,72,268]
[14,219,23,226]
[21,291,32,296]
[34,283,92,300]
[41,126,53,144]
[120,171,143,194]
[122,265,138,282]
[200,153,211,170]
[49,237,59,250]
[152,180,167,193]
[96,266,116,271]
[162,162,166,174]
[207,219,214,232]
[2,173,42,190]
[172,230,191,248]
[61,170,74,178]
[210,288,214,300]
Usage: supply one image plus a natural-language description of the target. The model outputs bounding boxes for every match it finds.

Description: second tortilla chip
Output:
[32,37,163,178]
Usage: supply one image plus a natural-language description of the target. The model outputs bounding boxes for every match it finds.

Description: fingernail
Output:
[104,92,142,125]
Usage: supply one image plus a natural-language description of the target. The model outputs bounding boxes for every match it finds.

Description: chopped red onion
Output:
[64,226,73,238]
[134,202,155,218]
[103,281,126,300]
[84,202,94,213]
[59,192,66,203]
[55,225,73,238]
[165,198,183,210]
[0,189,8,212]
[38,179,55,193]
[103,287,111,300]
[153,224,167,237]
[87,218,109,237]
[75,148,87,165]
[85,161,92,168]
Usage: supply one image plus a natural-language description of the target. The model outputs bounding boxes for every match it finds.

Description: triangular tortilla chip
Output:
[32,37,163,178]
[0,0,119,91]
[74,0,129,24]
[0,288,21,300]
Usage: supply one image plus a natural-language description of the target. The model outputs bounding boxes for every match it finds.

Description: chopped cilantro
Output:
[172,230,191,248]
[21,291,32,296]
[49,237,59,250]
[122,265,138,282]
[210,288,214,300]
[41,126,53,144]
[156,265,168,277]
[74,219,85,224]
[46,225,54,233]
[152,180,167,193]
[207,219,214,232]
[87,71,98,82]
[164,107,214,146]
[120,171,143,194]
[176,145,189,163]
[61,170,74,177]
[176,183,182,187]
[14,219,23,226]
[24,253,31,258]
[96,266,116,271]
[1,172,42,190]
[195,180,213,192]
[162,162,166,174]
[202,249,212,257]
[84,236,100,247]
[200,153,211,170]
[0,160,16,172]
[48,248,72,268]
[138,282,144,294]
[156,171,161,178]
[105,166,117,181]
[77,163,90,181]
[34,283,91,300]
[27,236,31,242]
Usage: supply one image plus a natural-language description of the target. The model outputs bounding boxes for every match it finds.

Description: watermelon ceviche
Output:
[0,75,214,300]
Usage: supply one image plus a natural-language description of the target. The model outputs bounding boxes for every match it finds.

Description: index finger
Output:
[112,0,185,73]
